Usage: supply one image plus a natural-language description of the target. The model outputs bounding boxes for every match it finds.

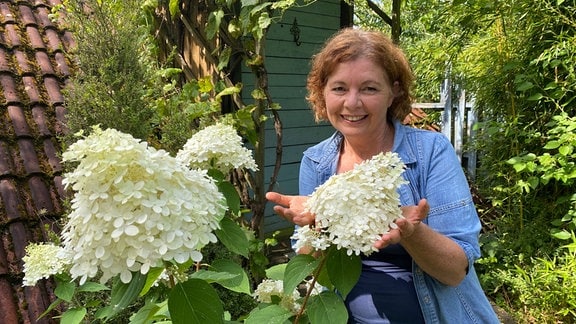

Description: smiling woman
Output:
[266,27,500,323]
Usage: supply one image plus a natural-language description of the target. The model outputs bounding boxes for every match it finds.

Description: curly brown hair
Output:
[306,28,414,122]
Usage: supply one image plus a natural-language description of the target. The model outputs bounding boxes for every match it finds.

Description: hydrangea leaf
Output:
[168,279,224,324]
[54,277,76,302]
[215,217,250,257]
[244,304,293,324]
[96,271,147,320]
[265,263,287,281]
[77,281,109,293]
[60,307,87,324]
[283,254,320,295]
[211,259,252,295]
[326,247,361,299]
[190,269,239,282]
[306,291,348,324]
[216,179,241,215]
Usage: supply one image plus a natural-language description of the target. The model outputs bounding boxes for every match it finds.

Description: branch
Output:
[366,0,392,27]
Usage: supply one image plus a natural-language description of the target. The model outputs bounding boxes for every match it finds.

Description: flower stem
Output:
[294,253,327,324]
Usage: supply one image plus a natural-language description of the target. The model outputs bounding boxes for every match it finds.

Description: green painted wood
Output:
[264,124,335,148]
[246,0,343,234]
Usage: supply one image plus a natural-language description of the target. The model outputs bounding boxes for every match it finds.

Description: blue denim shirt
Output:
[298,120,499,323]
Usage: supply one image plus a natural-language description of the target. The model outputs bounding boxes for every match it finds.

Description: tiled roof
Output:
[0,0,73,323]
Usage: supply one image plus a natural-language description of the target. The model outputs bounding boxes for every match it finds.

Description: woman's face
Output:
[323,58,397,141]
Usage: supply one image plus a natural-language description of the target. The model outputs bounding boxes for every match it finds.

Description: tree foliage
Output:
[355,0,576,321]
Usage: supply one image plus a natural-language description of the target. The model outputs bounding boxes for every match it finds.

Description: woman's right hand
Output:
[265,192,315,226]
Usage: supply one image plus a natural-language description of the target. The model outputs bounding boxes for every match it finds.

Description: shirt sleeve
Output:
[422,134,483,264]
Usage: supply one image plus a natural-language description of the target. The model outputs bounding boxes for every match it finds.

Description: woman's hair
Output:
[306,28,414,122]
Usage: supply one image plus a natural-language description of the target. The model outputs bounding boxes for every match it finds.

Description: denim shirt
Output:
[299,120,499,323]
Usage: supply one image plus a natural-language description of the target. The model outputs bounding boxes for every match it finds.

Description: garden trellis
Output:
[413,78,477,180]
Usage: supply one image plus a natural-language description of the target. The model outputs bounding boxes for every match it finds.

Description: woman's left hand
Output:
[373,198,429,249]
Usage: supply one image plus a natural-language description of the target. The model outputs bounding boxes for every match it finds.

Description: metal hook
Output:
[290,18,302,46]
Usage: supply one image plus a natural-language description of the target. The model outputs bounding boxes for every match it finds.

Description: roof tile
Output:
[18,4,38,27]
[0,73,21,104]
[53,51,70,77]
[14,49,33,74]
[35,7,55,29]
[43,29,61,52]
[31,105,52,136]
[18,138,42,174]
[8,105,31,136]
[3,23,22,48]
[43,76,63,104]
[0,141,14,176]
[1,0,71,322]
[0,279,20,324]
[26,25,46,50]
[0,3,15,24]
[0,179,23,221]
[23,75,42,103]
[35,51,55,75]
[0,47,11,73]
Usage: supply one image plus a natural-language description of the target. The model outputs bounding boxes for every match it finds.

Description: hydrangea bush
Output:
[60,126,227,285]
[22,124,409,324]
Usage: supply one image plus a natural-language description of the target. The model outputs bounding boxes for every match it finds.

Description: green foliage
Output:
[353,0,576,321]
[62,0,157,142]
[484,235,576,323]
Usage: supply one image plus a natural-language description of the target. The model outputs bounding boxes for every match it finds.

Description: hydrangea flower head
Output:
[22,243,69,286]
[293,152,407,256]
[176,123,258,173]
[253,279,302,313]
[61,126,227,284]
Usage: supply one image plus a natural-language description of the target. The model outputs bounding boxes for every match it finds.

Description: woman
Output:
[266,28,499,323]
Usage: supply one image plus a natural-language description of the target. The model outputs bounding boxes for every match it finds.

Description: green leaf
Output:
[527,93,544,101]
[168,0,180,17]
[551,229,572,240]
[207,10,224,40]
[140,267,165,296]
[129,299,169,324]
[38,298,64,320]
[97,271,147,320]
[544,140,561,149]
[244,305,293,324]
[326,247,361,299]
[210,259,252,294]
[215,217,250,257]
[216,47,232,71]
[60,307,87,324]
[283,254,320,295]
[217,180,241,215]
[265,263,287,280]
[77,281,109,293]
[168,279,224,324]
[54,278,76,302]
[559,145,573,156]
[190,269,238,282]
[516,81,534,91]
[306,291,348,324]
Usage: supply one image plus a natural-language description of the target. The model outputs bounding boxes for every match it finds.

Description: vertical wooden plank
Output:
[453,88,466,162]
[467,100,477,180]
[441,78,452,142]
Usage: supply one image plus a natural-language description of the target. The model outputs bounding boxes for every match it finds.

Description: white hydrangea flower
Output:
[22,243,69,286]
[294,152,407,256]
[253,279,301,313]
[61,126,227,284]
[176,123,258,173]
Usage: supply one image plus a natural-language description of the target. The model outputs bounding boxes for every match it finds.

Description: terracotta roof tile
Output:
[0,47,11,72]
[0,0,72,322]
